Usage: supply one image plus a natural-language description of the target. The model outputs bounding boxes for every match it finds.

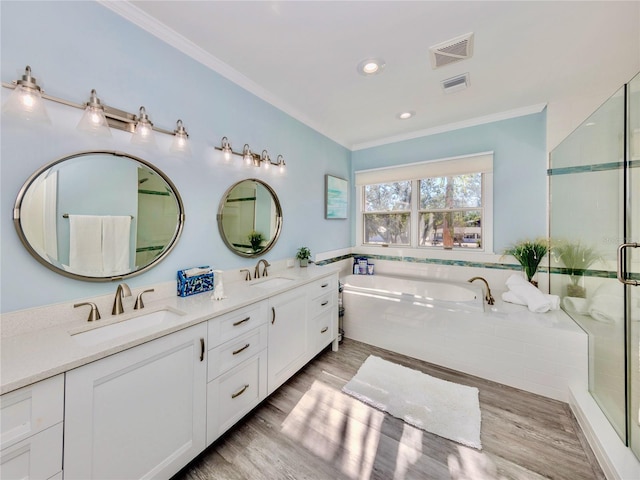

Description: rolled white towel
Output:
[501,291,526,306]
[504,274,559,313]
[562,296,589,315]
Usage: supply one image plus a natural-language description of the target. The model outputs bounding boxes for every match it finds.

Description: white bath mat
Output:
[342,355,482,449]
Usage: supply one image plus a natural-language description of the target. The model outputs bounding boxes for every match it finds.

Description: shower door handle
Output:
[617,242,639,286]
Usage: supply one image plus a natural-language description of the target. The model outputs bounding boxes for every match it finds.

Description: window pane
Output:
[419,210,482,248]
[420,174,482,209]
[365,181,411,211]
[364,213,410,245]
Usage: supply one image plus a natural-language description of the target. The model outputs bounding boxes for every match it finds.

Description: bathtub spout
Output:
[467,277,495,305]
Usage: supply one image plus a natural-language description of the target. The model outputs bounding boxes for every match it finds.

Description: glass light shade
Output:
[243,144,252,166]
[2,84,51,125]
[77,105,111,137]
[170,133,191,155]
[131,121,156,146]
[221,137,233,161]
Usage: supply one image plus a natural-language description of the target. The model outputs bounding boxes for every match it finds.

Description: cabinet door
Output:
[64,323,207,480]
[267,288,308,394]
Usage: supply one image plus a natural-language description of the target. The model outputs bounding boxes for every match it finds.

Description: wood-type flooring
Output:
[174,338,605,480]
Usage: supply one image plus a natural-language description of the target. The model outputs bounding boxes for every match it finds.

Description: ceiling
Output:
[107,1,638,150]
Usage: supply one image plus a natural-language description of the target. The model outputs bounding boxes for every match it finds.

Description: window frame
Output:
[355,152,494,254]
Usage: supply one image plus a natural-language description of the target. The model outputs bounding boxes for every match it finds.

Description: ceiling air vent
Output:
[429,32,474,69]
[441,73,470,94]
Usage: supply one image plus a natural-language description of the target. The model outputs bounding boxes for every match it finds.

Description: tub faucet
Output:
[255,259,271,279]
[112,283,132,315]
[468,277,495,305]
[240,269,251,281]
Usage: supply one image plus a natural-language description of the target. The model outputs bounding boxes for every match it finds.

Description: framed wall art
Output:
[325,174,348,219]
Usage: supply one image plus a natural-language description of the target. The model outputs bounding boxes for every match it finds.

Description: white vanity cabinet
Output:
[206,302,268,444]
[306,275,339,358]
[267,287,310,394]
[63,323,207,480]
[0,374,64,480]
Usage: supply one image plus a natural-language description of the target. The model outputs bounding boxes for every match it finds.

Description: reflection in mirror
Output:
[217,179,282,257]
[14,150,185,281]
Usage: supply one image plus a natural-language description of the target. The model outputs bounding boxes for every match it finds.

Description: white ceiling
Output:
[106,1,639,150]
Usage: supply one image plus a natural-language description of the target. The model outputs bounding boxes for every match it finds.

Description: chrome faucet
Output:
[112,283,132,315]
[240,269,252,281]
[468,277,495,305]
[254,259,271,279]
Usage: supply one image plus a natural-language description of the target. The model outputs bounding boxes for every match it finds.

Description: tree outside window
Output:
[419,174,483,249]
[363,181,411,245]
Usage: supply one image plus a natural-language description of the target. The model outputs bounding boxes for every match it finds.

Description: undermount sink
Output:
[71,307,186,347]
[249,276,295,289]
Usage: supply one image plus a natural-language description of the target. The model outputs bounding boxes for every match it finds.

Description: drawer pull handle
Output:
[271,306,276,324]
[321,300,329,306]
[199,338,205,362]
[231,384,250,399]
[321,283,329,288]
[232,343,250,355]
[321,327,328,333]
[233,316,250,327]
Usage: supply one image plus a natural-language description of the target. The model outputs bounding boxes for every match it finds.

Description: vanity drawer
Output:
[308,275,338,300]
[207,351,267,444]
[0,422,63,480]
[208,301,268,348]
[308,310,335,354]
[208,324,268,381]
[0,374,64,450]
[308,292,335,319]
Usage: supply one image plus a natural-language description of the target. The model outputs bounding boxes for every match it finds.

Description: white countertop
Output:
[1,266,339,395]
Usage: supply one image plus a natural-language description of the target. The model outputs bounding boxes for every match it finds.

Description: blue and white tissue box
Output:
[177,266,214,297]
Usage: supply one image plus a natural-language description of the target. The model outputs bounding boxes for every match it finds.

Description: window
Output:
[418,174,483,249]
[356,152,493,252]
[363,181,411,245]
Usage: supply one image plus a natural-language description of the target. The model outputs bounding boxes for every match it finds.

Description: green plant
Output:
[504,238,548,283]
[296,246,311,260]
[552,241,601,285]
[248,231,264,251]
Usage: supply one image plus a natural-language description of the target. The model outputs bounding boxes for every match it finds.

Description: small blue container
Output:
[177,266,214,297]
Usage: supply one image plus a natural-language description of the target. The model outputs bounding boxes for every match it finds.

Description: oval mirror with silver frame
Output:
[14,150,185,282]
[217,178,282,258]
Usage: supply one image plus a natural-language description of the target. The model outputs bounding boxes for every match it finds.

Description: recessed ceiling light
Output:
[397,111,415,120]
[357,58,386,76]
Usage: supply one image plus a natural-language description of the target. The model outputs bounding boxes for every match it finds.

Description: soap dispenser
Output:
[212,270,226,300]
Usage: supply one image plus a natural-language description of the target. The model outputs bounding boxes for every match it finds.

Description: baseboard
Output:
[569,386,640,480]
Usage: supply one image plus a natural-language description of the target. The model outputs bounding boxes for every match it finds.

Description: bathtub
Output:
[341,274,588,401]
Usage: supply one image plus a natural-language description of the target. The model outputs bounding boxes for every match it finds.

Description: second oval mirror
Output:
[217,179,282,257]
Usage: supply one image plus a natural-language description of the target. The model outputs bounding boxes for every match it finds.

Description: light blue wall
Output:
[351,112,548,252]
[1,1,351,313]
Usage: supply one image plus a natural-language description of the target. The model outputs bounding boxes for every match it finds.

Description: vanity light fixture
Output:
[170,119,191,155]
[261,150,271,170]
[2,65,51,125]
[214,136,286,172]
[76,89,111,137]
[357,57,386,76]
[2,65,187,149]
[220,136,233,161]
[242,144,253,166]
[131,106,156,147]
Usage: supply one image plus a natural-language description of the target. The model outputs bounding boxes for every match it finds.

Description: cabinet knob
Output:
[321,327,328,334]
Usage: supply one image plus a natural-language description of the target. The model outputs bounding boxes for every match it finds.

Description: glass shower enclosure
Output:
[549,72,639,459]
